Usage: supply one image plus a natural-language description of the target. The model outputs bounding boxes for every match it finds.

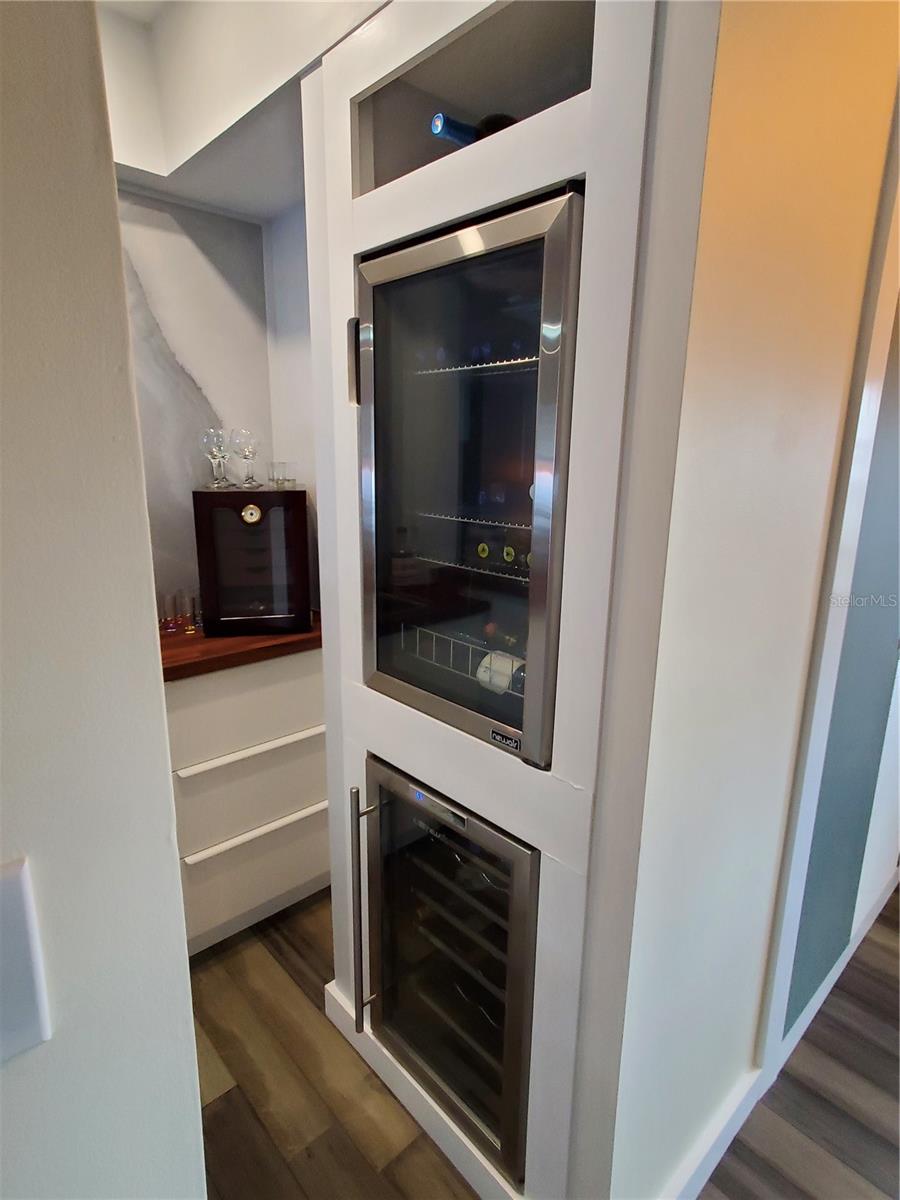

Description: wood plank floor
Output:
[194,889,898,1200]
[191,889,477,1200]
[703,890,899,1200]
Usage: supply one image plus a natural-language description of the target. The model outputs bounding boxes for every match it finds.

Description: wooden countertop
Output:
[160,615,322,682]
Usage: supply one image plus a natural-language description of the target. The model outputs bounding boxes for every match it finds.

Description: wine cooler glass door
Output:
[359,193,582,767]
[365,756,539,1184]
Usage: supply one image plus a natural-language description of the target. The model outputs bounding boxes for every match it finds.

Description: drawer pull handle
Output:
[183,800,328,865]
[176,725,326,779]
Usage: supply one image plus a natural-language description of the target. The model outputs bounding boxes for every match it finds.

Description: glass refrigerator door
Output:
[359,194,582,767]
[211,505,293,621]
[366,757,539,1184]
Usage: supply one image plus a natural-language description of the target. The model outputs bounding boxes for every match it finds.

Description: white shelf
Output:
[351,90,591,257]
[356,0,594,196]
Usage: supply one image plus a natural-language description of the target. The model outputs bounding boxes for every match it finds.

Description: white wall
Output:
[96,6,167,173]
[568,3,721,1195]
[610,5,898,1198]
[854,662,899,932]
[119,190,273,599]
[0,4,205,1198]
[264,202,316,501]
[98,1,380,176]
[264,199,320,603]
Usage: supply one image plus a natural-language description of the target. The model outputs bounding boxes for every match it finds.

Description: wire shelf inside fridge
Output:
[414,555,530,584]
[417,511,533,531]
[412,356,539,377]
[402,624,525,698]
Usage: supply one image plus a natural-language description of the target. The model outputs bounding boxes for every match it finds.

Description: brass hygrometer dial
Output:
[241,503,262,525]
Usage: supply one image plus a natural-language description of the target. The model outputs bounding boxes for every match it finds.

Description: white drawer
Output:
[173,728,326,857]
[165,650,324,771]
[181,803,330,953]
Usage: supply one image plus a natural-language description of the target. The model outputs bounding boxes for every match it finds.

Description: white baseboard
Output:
[669,869,898,1200]
[324,981,516,1199]
[187,872,329,956]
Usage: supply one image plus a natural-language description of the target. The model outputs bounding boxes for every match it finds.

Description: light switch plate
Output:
[1,858,51,1062]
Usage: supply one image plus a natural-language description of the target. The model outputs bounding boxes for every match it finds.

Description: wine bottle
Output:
[511,661,527,696]
[430,111,518,148]
[430,112,478,148]
[477,113,517,136]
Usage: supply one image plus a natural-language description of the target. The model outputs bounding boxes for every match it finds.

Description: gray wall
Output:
[119,192,272,603]
[787,310,899,1029]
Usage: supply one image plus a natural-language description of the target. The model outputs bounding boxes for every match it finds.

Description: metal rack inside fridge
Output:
[357,757,540,1184]
[402,624,526,698]
[417,512,533,531]
[412,556,530,584]
[411,356,539,377]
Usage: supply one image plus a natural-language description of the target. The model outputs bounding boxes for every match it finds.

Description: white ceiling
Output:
[103,0,165,24]
[117,81,305,223]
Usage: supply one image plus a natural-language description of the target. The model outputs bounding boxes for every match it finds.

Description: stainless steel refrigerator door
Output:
[357,193,583,768]
[363,755,540,1185]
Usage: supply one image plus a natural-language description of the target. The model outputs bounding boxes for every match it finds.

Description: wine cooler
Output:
[352,756,540,1184]
[354,192,583,767]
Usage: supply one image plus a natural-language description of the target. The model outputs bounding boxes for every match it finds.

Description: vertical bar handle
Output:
[347,317,361,406]
[350,785,376,1032]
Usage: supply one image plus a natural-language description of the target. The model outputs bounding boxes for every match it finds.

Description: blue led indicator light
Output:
[431,113,444,135]
[415,790,425,802]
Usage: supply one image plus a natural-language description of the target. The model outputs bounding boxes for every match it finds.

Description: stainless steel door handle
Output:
[347,317,361,406]
[350,785,377,1032]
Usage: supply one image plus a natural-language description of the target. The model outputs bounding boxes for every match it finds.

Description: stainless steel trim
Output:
[368,670,523,757]
[347,317,361,405]
[499,805,541,1180]
[365,770,385,1047]
[359,279,376,684]
[350,785,377,1033]
[397,776,468,829]
[521,193,583,766]
[358,192,584,768]
[364,755,539,1185]
[359,194,570,286]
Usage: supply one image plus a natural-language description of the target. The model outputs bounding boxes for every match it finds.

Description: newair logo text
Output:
[490,729,521,752]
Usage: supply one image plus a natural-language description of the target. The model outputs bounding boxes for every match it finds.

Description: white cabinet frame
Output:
[304,3,658,1195]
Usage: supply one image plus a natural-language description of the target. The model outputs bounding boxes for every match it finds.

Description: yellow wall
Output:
[612,3,897,1196]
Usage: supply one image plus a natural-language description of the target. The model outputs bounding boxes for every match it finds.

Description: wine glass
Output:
[200,428,230,489]
[230,428,260,489]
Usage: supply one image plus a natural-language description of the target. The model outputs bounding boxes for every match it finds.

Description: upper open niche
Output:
[353,1,596,196]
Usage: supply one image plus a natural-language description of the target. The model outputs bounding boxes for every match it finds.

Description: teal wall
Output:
[787,313,899,1031]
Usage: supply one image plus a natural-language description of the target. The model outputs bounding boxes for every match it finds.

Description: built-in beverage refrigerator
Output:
[354,192,583,767]
[352,757,540,1184]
